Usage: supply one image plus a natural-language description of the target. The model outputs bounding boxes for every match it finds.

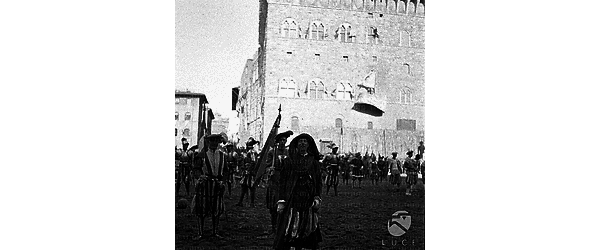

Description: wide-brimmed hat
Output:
[205,134,223,141]
[246,137,259,148]
[275,130,293,141]
[288,133,319,157]
[406,150,414,156]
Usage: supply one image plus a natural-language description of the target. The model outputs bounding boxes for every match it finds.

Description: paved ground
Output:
[175,178,425,250]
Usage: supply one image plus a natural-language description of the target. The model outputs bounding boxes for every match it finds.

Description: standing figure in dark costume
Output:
[377,155,387,183]
[265,130,293,235]
[236,137,259,207]
[418,141,425,160]
[403,150,418,196]
[341,154,351,186]
[190,134,228,239]
[223,142,238,198]
[388,152,401,189]
[350,153,364,188]
[177,138,192,196]
[323,143,341,196]
[370,153,379,185]
[274,133,323,250]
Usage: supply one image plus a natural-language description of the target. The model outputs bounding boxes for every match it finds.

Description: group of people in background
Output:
[175,133,424,249]
[320,140,425,196]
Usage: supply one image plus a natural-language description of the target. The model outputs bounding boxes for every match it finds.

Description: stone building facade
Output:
[237,0,425,155]
[175,91,213,148]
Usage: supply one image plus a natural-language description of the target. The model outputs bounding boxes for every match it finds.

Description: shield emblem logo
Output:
[387,211,411,237]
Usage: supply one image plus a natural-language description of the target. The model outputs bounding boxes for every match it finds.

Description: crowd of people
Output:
[175,133,425,249]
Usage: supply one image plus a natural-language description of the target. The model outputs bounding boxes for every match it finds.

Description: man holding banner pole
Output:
[264,130,293,235]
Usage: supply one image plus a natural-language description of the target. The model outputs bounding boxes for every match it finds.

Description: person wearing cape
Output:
[264,130,293,235]
[274,133,323,250]
[190,134,228,239]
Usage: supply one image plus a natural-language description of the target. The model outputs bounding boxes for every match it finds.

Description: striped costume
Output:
[191,150,227,219]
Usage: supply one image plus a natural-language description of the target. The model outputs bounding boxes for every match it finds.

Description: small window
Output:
[379,14,384,17]
[335,118,343,128]
[367,121,373,129]
[175,128,178,136]
[175,112,179,120]
[180,98,187,105]
[185,112,191,121]
[287,51,292,55]
[372,56,378,62]
[175,98,180,104]
[342,56,349,62]
[291,116,300,131]
[315,53,320,59]
[183,128,191,136]
[368,12,373,18]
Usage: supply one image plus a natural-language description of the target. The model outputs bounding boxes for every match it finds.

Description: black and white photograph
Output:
[175,0,425,249]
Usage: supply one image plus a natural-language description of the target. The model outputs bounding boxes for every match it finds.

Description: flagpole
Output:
[252,104,282,189]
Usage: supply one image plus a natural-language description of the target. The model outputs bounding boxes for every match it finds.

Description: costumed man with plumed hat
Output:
[264,130,293,236]
[176,137,193,196]
[190,134,228,239]
[273,133,323,250]
[323,143,341,196]
[236,137,260,207]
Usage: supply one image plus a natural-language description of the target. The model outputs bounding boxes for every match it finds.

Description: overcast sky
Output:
[175,0,259,119]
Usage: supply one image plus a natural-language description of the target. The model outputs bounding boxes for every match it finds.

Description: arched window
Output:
[278,78,297,97]
[309,79,325,99]
[183,128,190,136]
[401,31,411,47]
[417,0,425,14]
[402,63,411,75]
[367,121,373,129]
[310,22,325,40]
[281,18,298,38]
[185,112,191,120]
[336,81,352,100]
[335,118,343,128]
[338,23,353,43]
[401,88,413,104]
[175,112,179,120]
[291,116,300,131]
[367,27,379,44]
[175,128,178,136]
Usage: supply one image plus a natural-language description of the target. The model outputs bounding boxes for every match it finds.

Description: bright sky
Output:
[175,0,259,125]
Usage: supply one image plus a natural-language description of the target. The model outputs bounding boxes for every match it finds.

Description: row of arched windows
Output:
[280,18,413,46]
[278,78,414,104]
[289,117,415,132]
[278,78,353,100]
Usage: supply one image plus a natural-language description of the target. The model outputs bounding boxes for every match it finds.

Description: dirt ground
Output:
[176,178,425,250]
